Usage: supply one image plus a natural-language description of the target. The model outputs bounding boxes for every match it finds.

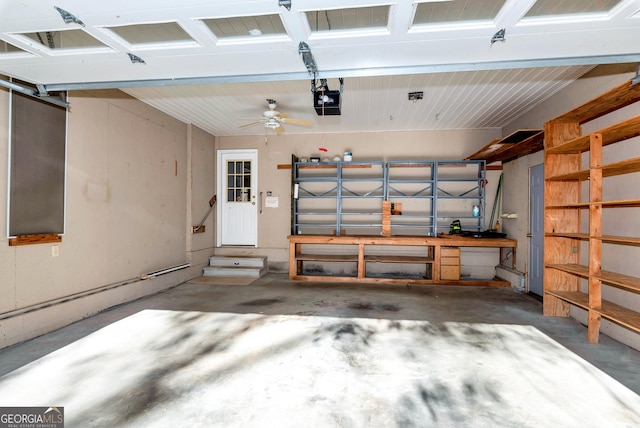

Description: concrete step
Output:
[203,256,267,278]
[202,266,265,278]
[208,256,266,269]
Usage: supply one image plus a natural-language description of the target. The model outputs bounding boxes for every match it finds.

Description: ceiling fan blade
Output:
[275,112,290,118]
[239,120,263,128]
[281,117,313,127]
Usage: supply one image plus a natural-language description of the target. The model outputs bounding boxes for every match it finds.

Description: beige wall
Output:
[0,87,215,349]
[502,64,640,350]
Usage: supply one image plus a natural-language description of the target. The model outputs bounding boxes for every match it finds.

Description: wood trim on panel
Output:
[8,234,62,246]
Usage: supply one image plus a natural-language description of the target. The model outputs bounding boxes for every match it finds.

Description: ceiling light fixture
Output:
[54,6,85,27]
[298,42,317,74]
[491,28,506,44]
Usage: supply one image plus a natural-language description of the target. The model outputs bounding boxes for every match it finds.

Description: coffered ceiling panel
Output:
[0,0,639,137]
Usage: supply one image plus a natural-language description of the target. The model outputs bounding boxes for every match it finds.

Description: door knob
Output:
[252,202,256,205]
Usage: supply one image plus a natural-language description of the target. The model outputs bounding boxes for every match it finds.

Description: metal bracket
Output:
[298,42,317,74]
[491,28,506,44]
[127,53,146,65]
[278,0,292,11]
[54,6,85,27]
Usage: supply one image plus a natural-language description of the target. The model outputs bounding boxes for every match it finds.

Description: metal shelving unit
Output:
[339,161,386,235]
[435,160,486,234]
[386,161,436,236]
[292,160,486,236]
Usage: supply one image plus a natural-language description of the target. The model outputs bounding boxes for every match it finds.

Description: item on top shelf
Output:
[344,152,353,161]
[449,220,462,234]
[310,157,320,162]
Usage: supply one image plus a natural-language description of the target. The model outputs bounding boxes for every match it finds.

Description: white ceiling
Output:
[1,0,640,137]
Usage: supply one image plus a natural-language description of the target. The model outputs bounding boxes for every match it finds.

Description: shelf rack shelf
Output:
[292,159,486,236]
[543,79,640,343]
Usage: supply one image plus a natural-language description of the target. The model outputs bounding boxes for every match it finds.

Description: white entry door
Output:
[217,149,258,247]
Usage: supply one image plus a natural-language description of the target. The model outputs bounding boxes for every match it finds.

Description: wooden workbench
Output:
[288,234,517,287]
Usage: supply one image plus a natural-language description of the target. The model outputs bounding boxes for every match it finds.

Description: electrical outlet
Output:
[52,245,59,257]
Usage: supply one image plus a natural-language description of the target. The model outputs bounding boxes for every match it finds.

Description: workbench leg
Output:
[357,243,365,278]
[289,241,297,278]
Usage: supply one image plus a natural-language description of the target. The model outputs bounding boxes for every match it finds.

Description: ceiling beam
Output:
[44,53,640,92]
[0,79,69,108]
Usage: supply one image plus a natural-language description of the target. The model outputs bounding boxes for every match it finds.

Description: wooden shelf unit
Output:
[288,234,516,286]
[543,79,640,343]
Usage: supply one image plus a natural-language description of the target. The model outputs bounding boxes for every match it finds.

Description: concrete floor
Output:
[1,273,640,427]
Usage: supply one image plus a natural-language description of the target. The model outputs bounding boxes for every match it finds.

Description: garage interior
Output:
[2,1,640,426]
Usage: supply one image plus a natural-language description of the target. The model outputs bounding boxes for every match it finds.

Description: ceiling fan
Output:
[239,99,313,133]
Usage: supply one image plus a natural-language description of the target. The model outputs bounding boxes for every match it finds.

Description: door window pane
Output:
[226,159,252,202]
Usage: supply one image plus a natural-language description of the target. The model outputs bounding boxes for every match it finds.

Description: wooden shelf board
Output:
[598,270,640,294]
[545,290,590,310]
[289,234,517,248]
[547,158,640,181]
[365,255,434,264]
[546,169,589,181]
[546,135,590,154]
[599,300,640,334]
[545,233,589,240]
[290,274,509,287]
[546,263,640,293]
[297,253,359,262]
[599,235,640,245]
[601,156,640,177]
[548,113,640,154]
[546,200,640,209]
[545,202,589,209]
[545,290,640,334]
[486,131,544,164]
[598,114,640,146]
[545,234,640,245]
[546,263,589,278]
[600,199,640,208]
[465,129,543,163]
[553,79,640,124]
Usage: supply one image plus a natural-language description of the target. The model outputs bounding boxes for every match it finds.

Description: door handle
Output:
[526,233,532,237]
